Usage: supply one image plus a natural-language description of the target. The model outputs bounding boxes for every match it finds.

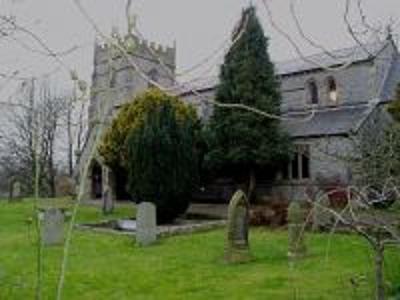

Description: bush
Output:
[98,88,197,169]
[126,93,200,223]
[249,201,290,227]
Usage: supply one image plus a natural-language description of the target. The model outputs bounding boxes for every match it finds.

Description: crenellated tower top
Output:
[93,29,176,69]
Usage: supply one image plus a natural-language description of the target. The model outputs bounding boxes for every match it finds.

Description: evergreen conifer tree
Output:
[126,99,199,223]
[204,5,291,201]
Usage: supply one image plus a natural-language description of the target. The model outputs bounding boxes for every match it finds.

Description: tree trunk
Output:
[375,243,385,300]
[102,167,114,215]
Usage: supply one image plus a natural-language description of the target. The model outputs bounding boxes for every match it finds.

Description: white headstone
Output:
[42,208,64,246]
[136,202,157,246]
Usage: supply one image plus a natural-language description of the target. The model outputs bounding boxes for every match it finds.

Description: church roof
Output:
[275,40,387,76]
[282,103,376,138]
[176,40,390,95]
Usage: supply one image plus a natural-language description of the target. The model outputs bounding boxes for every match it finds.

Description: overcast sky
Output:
[1,0,400,97]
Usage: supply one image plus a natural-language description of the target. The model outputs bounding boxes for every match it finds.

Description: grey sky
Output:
[1,0,400,97]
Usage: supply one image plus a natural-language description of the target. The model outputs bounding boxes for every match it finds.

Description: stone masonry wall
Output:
[270,136,355,201]
[279,62,376,112]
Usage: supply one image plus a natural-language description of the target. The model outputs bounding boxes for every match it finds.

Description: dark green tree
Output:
[204,5,291,201]
[126,100,200,224]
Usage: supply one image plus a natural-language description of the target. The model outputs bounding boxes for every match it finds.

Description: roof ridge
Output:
[275,39,387,66]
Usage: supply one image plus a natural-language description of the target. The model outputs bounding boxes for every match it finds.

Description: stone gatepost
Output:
[102,166,115,214]
[225,190,251,263]
[136,202,157,246]
[288,201,307,258]
[41,208,64,246]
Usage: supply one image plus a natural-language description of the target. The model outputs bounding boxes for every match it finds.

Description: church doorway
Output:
[91,161,102,199]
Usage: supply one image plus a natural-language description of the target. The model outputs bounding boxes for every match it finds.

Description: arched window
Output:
[307,80,319,104]
[327,77,338,103]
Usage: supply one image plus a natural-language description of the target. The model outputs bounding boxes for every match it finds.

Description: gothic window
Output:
[282,145,310,181]
[327,76,338,103]
[301,151,310,179]
[307,80,319,104]
[291,154,299,179]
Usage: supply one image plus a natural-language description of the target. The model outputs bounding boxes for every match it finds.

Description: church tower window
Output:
[307,80,319,104]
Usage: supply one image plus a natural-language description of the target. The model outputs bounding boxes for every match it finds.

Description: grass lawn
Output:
[0,199,399,300]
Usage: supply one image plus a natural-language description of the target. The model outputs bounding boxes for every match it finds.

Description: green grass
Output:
[0,200,399,300]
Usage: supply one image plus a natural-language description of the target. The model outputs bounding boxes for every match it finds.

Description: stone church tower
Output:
[76,29,176,205]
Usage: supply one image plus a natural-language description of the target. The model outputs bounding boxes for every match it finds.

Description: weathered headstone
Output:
[288,201,306,258]
[225,190,251,263]
[9,180,22,201]
[42,208,64,246]
[102,188,114,214]
[136,202,157,246]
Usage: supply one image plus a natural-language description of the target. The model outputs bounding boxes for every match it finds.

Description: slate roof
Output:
[175,40,389,95]
[275,40,386,76]
[282,104,375,138]
[174,42,389,138]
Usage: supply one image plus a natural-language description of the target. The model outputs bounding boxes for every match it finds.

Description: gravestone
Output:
[136,202,157,246]
[225,190,251,263]
[9,180,22,201]
[102,188,114,214]
[42,208,64,246]
[287,201,307,258]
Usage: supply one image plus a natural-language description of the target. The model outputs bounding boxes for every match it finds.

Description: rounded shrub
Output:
[125,90,200,223]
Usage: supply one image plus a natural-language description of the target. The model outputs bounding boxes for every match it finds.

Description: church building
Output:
[76,30,400,204]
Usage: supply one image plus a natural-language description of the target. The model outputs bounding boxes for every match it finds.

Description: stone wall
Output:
[270,135,355,201]
[182,89,215,120]
[380,44,400,101]
[89,38,176,129]
[279,62,376,112]
[76,34,176,191]
[373,41,397,98]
